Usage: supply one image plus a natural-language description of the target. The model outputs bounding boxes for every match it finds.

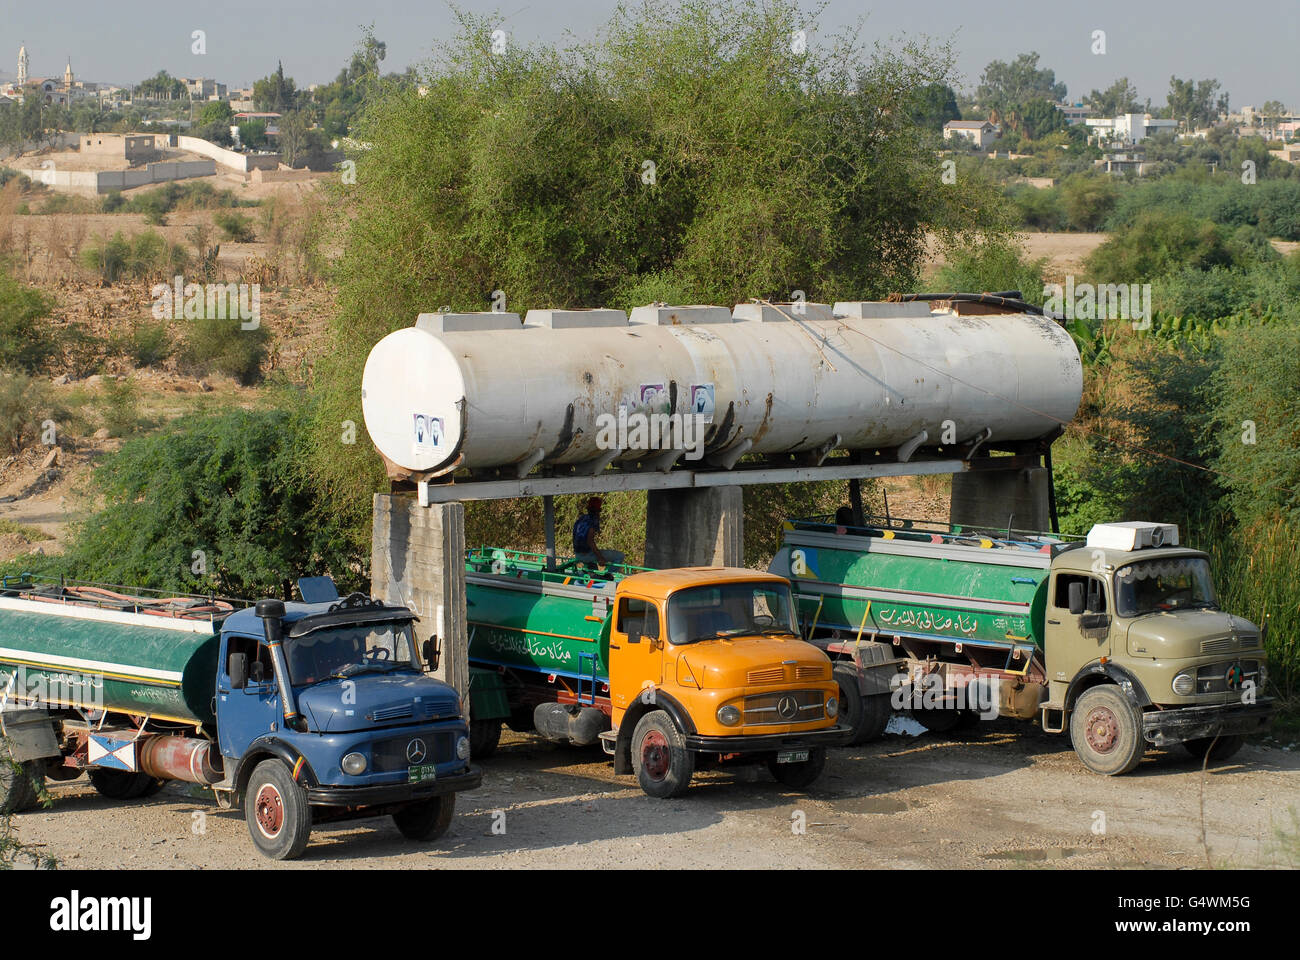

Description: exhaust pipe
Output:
[255,598,301,727]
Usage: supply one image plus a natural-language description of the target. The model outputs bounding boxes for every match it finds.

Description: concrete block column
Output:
[644,486,744,568]
[371,494,469,710]
[949,466,1051,534]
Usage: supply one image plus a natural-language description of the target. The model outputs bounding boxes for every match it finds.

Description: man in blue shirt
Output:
[573,497,625,569]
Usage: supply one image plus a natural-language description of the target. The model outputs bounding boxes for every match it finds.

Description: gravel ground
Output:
[14,723,1298,869]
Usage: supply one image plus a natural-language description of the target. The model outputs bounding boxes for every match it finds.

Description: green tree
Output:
[198,100,234,126]
[976,52,1067,116]
[1086,211,1238,281]
[1019,97,1068,140]
[909,82,960,132]
[1087,78,1142,116]
[55,403,364,599]
[1059,171,1119,231]
[253,62,297,113]
[1167,76,1227,130]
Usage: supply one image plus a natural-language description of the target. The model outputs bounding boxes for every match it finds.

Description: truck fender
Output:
[234,737,319,795]
[1065,662,1151,714]
[612,689,696,776]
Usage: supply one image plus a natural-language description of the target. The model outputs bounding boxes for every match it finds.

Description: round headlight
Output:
[341,752,367,775]
[826,696,838,718]
[1171,672,1195,696]
[456,735,471,760]
[717,704,741,726]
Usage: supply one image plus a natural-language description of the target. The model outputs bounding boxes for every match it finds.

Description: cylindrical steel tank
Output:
[361,301,1083,480]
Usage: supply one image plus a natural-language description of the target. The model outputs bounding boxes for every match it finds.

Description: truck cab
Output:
[605,568,849,797]
[1041,522,1272,774]
[214,589,482,858]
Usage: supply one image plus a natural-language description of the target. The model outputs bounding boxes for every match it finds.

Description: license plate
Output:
[775,750,809,764]
[408,764,438,783]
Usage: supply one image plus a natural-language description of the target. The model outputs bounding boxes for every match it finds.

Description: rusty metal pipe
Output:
[138,735,222,784]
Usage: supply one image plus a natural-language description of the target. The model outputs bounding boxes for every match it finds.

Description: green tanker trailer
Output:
[770,517,1274,775]
[0,575,480,859]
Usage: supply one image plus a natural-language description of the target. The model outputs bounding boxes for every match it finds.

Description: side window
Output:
[616,597,660,640]
[226,635,274,685]
[1053,574,1107,612]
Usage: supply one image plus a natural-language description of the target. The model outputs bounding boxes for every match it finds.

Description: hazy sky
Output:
[3,0,1296,107]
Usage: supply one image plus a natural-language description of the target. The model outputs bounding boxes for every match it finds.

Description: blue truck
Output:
[0,575,480,860]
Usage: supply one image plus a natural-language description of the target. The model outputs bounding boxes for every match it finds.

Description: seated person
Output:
[572,496,626,569]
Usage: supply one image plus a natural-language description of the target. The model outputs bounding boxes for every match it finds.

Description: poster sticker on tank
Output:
[412,413,446,455]
[637,383,670,414]
[689,383,715,423]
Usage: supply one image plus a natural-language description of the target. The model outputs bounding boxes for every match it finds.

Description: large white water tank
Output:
[361,301,1083,480]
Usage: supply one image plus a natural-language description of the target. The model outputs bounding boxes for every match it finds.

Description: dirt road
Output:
[16,724,1297,869]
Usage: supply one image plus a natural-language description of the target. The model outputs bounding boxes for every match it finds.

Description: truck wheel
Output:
[470,719,501,760]
[245,759,313,860]
[1070,686,1145,776]
[393,795,456,841]
[88,768,159,800]
[908,706,979,735]
[833,666,891,745]
[767,747,827,789]
[1183,735,1245,763]
[631,711,694,798]
[0,758,42,814]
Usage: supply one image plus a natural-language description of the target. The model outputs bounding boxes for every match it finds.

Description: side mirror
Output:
[229,652,248,690]
[1068,582,1085,616]
[249,660,265,685]
[422,637,441,671]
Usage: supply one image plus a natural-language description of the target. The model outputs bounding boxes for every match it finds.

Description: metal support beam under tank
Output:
[415,457,970,504]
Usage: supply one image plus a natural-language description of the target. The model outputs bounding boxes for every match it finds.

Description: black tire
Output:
[244,759,312,860]
[631,711,694,799]
[0,757,42,814]
[909,706,980,735]
[833,666,866,743]
[1070,685,1146,776]
[393,795,456,841]
[767,746,827,789]
[88,768,159,800]
[1182,734,1245,763]
[470,719,502,760]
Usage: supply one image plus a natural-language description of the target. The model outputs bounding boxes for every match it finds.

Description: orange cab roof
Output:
[617,567,789,598]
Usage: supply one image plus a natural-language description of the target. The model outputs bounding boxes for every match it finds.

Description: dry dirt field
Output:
[14,725,1298,869]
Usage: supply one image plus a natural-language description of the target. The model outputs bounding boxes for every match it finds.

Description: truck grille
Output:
[369,702,414,722]
[1193,660,1260,695]
[743,689,825,726]
[1200,637,1234,655]
[370,732,456,772]
[747,667,785,684]
[795,664,826,680]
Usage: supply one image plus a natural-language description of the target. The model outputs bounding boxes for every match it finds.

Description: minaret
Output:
[64,56,73,88]
[17,44,28,85]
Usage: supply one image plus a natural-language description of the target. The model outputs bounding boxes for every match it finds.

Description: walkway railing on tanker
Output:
[0,573,246,623]
[465,546,654,586]
[787,514,1085,555]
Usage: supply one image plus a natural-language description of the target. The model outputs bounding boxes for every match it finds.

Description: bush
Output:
[0,268,56,372]
[50,403,364,599]
[0,369,62,453]
[99,377,147,438]
[80,230,188,285]
[1085,211,1240,282]
[181,310,269,386]
[1060,172,1118,231]
[213,210,256,242]
[932,238,1046,303]
[124,319,172,367]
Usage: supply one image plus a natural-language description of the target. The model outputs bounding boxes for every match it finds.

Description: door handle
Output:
[609,644,621,650]
[1047,619,1061,625]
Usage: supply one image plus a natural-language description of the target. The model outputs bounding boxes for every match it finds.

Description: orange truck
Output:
[464,548,850,797]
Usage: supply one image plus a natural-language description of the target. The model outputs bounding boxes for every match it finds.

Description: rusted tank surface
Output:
[361,301,1083,480]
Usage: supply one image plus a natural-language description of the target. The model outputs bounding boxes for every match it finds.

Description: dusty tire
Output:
[833,666,866,744]
[1183,734,1245,763]
[470,719,501,760]
[631,711,694,799]
[0,757,42,814]
[767,747,827,789]
[1070,686,1146,776]
[393,794,456,841]
[245,759,312,860]
[909,706,979,736]
[88,768,158,800]
[858,694,892,742]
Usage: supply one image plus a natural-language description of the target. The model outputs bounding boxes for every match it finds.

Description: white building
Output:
[943,119,999,149]
[1085,113,1178,144]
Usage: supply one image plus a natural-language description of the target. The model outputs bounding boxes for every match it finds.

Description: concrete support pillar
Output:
[371,494,469,710]
[949,466,1051,534]
[644,486,744,568]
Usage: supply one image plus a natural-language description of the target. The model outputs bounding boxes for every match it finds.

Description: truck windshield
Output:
[1114,557,1217,617]
[284,621,420,686]
[666,582,797,644]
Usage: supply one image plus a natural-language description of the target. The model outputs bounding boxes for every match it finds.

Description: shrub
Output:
[0,268,56,372]
[0,369,62,453]
[124,320,172,367]
[932,238,1047,303]
[181,310,269,386]
[213,210,256,242]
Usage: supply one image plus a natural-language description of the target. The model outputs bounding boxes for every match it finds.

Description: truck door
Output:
[1046,572,1112,678]
[608,596,664,716]
[216,633,282,759]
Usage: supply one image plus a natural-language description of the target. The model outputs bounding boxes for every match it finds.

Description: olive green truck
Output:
[771,518,1274,774]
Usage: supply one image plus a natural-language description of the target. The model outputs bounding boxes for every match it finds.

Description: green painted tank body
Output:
[465,548,653,685]
[769,519,1069,654]
[0,601,223,725]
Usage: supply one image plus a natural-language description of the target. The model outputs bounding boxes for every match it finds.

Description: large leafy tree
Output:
[1087,78,1142,117]
[253,62,298,113]
[309,0,1011,539]
[977,52,1067,116]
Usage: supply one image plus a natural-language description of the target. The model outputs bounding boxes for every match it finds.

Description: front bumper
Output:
[684,724,853,754]
[1142,700,1274,747]
[306,766,483,807]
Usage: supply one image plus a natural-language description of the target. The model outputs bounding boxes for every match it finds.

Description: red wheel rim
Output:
[1084,706,1119,754]
[254,783,284,838]
[640,729,670,780]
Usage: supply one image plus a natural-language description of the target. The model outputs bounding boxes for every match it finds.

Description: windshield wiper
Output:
[331,661,401,679]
